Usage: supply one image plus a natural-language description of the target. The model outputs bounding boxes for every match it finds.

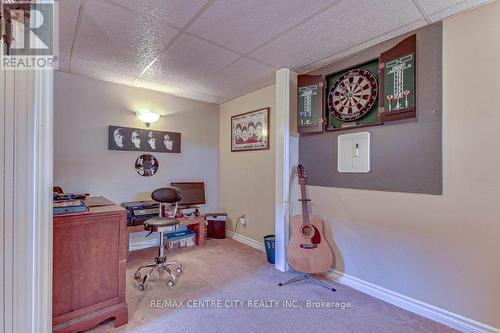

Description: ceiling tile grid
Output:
[71,0,180,77]
[249,0,423,70]
[187,0,341,54]
[58,0,81,63]
[199,57,276,98]
[107,0,210,29]
[57,0,491,104]
[139,33,241,92]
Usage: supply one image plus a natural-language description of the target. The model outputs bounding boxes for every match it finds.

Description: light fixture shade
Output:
[136,111,160,126]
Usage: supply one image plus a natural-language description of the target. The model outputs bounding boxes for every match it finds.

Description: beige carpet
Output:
[88,238,457,333]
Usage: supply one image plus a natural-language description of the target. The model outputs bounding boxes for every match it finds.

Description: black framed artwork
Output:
[108,126,181,153]
[231,108,270,152]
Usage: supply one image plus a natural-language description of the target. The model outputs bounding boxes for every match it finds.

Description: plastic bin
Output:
[264,235,275,264]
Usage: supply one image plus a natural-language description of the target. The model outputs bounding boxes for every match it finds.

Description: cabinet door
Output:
[53,215,121,317]
[379,35,417,122]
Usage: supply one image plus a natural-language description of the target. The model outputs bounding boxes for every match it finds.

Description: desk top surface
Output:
[54,196,125,221]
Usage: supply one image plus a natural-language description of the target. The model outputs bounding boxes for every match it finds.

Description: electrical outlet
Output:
[239,214,246,226]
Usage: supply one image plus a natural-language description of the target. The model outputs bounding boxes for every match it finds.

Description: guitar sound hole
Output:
[301,225,315,238]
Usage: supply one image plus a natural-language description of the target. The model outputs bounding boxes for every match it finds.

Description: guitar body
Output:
[287,214,333,273]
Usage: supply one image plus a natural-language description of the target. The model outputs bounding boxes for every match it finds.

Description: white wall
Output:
[309,2,500,329]
[54,72,219,211]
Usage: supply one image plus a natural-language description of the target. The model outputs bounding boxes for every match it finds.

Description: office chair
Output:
[134,187,184,291]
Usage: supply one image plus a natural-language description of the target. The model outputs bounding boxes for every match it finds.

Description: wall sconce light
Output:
[136,110,160,127]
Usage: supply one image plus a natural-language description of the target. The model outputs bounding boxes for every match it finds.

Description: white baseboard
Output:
[226,230,266,252]
[225,232,498,333]
[325,270,500,333]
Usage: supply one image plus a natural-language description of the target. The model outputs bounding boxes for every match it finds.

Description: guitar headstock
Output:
[297,164,307,184]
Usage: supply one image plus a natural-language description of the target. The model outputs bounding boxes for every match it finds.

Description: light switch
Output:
[338,132,370,173]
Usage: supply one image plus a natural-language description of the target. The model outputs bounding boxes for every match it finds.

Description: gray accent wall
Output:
[300,23,442,194]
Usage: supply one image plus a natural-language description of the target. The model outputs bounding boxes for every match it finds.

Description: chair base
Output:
[134,258,183,291]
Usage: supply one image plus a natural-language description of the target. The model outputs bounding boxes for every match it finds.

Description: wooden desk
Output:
[53,197,128,332]
[127,215,206,246]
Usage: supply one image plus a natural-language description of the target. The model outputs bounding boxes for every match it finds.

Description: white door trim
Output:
[274,69,298,272]
[33,69,54,333]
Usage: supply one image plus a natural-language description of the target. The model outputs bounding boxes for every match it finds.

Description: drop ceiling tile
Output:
[132,79,223,104]
[57,59,70,72]
[187,0,340,54]
[417,0,490,21]
[297,19,427,73]
[140,33,240,92]
[107,0,209,29]
[250,0,423,70]
[200,57,275,99]
[58,0,80,61]
[70,63,137,87]
[72,0,179,77]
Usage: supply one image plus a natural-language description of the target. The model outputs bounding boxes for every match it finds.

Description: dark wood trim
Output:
[326,121,383,132]
[53,303,128,333]
[230,107,270,152]
[297,74,326,134]
[325,58,382,130]
[379,34,417,122]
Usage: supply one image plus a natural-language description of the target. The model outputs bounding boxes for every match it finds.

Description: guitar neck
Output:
[299,182,310,225]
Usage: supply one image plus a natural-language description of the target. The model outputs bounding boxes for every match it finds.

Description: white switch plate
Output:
[338,132,370,173]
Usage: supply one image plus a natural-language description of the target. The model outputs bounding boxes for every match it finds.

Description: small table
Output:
[127,215,206,246]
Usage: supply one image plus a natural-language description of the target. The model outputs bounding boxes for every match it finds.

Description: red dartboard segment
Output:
[328,69,378,122]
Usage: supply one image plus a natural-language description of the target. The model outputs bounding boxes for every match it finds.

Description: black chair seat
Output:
[144,217,179,231]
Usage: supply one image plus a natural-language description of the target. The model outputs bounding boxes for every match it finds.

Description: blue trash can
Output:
[264,235,275,264]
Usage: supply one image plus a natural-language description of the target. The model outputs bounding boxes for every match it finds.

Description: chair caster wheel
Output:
[134,272,141,279]
[138,284,145,291]
[176,266,183,274]
[167,280,175,287]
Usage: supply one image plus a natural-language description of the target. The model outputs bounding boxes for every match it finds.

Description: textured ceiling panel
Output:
[140,33,240,91]
[107,0,209,29]
[297,19,427,74]
[58,0,80,62]
[58,0,490,104]
[72,0,179,77]
[187,0,340,54]
[417,0,490,21]
[249,0,422,70]
[200,58,275,99]
[132,79,226,104]
[70,63,136,87]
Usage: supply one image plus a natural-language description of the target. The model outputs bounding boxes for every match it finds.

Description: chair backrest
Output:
[151,187,182,204]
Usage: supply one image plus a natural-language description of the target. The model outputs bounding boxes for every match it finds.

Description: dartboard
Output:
[328,69,378,122]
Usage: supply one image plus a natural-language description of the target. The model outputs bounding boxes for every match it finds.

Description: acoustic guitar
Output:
[287,164,333,273]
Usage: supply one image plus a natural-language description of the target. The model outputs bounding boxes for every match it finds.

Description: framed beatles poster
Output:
[231,108,269,152]
[109,126,181,153]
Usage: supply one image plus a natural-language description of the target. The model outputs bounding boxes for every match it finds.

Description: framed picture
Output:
[108,126,181,153]
[231,107,269,152]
